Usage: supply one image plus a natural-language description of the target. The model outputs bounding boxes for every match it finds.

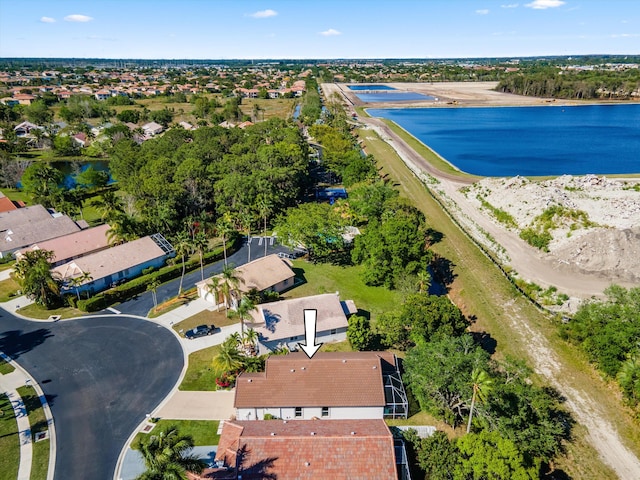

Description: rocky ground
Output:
[465,175,640,285]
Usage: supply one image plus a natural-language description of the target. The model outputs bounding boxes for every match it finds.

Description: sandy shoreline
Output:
[322,82,640,303]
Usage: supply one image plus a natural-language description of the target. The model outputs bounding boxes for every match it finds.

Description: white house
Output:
[248,293,356,353]
[141,121,163,137]
[234,351,408,421]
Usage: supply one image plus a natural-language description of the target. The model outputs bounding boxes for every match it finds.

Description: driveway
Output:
[114,239,292,317]
[0,313,184,480]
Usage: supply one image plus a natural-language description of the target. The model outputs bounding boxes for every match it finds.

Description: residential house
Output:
[0,205,83,258]
[178,121,195,130]
[195,254,295,308]
[13,93,36,105]
[203,419,402,480]
[141,121,163,137]
[15,224,111,267]
[0,192,22,213]
[94,89,111,101]
[237,121,254,129]
[247,293,356,353]
[0,98,19,107]
[13,121,43,137]
[72,132,88,148]
[234,351,408,421]
[53,233,174,295]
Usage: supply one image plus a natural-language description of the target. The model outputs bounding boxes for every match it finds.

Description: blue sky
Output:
[0,0,638,59]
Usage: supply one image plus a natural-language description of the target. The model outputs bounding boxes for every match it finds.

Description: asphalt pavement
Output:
[114,238,291,317]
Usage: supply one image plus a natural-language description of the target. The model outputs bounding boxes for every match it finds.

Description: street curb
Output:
[0,351,56,480]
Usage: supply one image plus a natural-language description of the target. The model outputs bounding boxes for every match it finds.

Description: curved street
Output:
[0,240,291,479]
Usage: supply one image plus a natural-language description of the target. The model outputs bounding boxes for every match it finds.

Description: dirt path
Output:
[357,114,640,480]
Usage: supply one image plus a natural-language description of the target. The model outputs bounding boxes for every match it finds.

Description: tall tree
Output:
[216,214,234,267]
[466,369,493,433]
[220,264,240,317]
[212,336,245,373]
[136,425,205,480]
[206,277,222,311]
[230,297,256,336]
[14,249,61,308]
[174,231,192,296]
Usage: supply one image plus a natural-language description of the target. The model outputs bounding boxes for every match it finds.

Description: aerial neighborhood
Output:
[0,49,639,480]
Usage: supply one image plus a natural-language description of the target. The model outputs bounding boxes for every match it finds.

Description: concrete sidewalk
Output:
[0,372,33,480]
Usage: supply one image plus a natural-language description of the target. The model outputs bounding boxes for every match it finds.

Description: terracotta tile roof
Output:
[249,293,353,343]
[211,419,398,480]
[234,352,397,408]
[0,194,17,212]
[14,224,110,265]
[195,254,294,294]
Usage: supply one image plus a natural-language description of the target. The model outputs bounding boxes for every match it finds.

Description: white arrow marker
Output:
[298,309,323,359]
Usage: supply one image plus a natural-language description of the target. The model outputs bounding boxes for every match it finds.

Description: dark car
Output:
[184,324,215,339]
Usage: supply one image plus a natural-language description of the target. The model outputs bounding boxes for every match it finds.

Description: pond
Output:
[17,160,112,189]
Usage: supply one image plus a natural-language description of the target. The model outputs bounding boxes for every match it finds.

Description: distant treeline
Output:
[496,67,640,99]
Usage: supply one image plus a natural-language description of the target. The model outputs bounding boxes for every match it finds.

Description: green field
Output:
[0,393,20,480]
[132,419,220,450]
[16,386,49,480]
[284,261,403,321]
[357,125,629,479]
[179,345,222,391]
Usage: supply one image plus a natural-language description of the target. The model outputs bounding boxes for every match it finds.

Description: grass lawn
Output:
[17,303,85,320]
[179,345,222,391]
[173,309,239,337]
[0,358,15,375]
[2,188,31,206]
[320,339,353,353]
[0,393,19,480]
[284,261,403,321]
[358,125,625,478]
[16,386,49,480]
[132,419,220,451]
[148,288,198,318]
[240,98,297,121]
[0,277,20,303]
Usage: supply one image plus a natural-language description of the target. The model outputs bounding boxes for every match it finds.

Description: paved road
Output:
[0,313,183,480]
[114,239,292,317]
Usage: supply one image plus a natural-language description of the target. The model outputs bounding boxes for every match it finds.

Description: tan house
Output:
[247,293,356,353]
[195,254,295,307]
[15,224,111,267]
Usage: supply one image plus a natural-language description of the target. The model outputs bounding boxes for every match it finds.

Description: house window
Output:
[295,407,302,418]
[290,336,297,341]
[330,329,337,335]
[283,278,289,286]
[321,407,329,417]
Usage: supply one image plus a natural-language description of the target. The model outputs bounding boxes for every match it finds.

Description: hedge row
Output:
[77,237,240,312]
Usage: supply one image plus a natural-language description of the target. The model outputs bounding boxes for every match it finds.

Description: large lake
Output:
[367,104,640,176]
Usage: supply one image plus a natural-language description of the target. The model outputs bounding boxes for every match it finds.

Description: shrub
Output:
[519,228,552,252]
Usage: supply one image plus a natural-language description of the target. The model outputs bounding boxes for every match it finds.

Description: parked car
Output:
[185,324,215,339]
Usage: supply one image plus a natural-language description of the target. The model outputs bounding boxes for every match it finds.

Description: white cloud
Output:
[611,33,640,38]
[320,28,341,36]
[40,16,56,23]
[525,0,565,9]
[476,9,490,15]
[64,14,94,22]
[249,9,277,18]
[501,3,519,7]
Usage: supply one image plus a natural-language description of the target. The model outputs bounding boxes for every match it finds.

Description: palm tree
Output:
[205,276,222,311]
[147,278,161,309]
[174,231,192,296]
[14,249,61,309]
[212,337,245,373]
[136,425,205,480]
[91,190,125,223]
[68,271,93,299]
[215,214,234,267]
[242,327,259,354]
[193,231,208,281]
[256,193,274,258]
[230,297,256,337]
[220,264,240,317]
[617,355,640,404]
[239,211,255,263]
[466,368,494,434]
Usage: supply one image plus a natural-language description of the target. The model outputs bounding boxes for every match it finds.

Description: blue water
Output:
[368,105,640,176]
[17,160,112,189]
[357,92,435,103]
[348,85,396,91]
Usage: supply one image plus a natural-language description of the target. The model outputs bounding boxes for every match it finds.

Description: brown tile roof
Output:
[52,235,167,284]
[196,254,294,294]
[15,224,110,264]
[249,293,352,343]
[0,194,17,212]
[234,352,397,408]
[212,419,398,480]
